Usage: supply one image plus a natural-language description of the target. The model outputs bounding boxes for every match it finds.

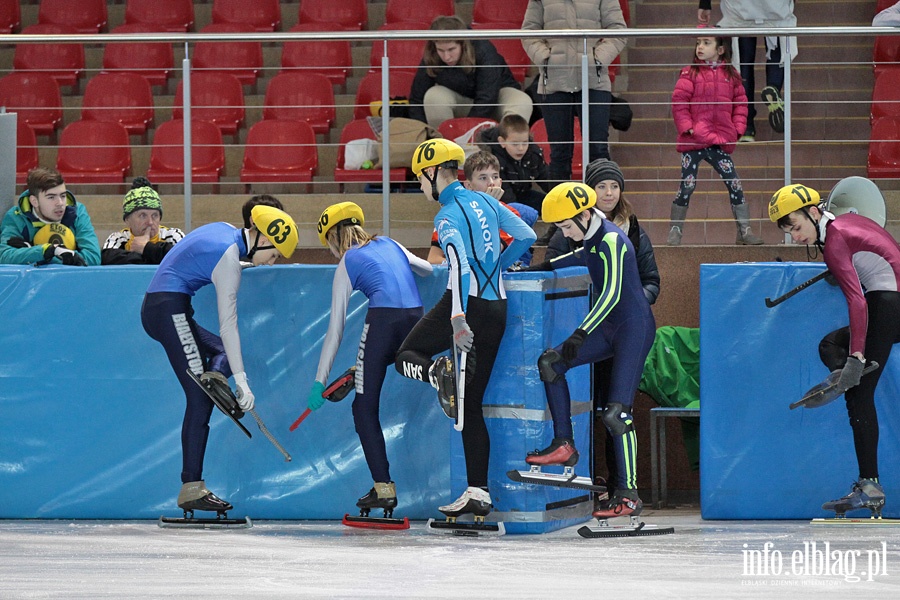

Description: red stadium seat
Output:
[263,72,336,136]
[193,24,263,87]
[489,38,531,84]
[470,21,520,30]
[102,23,175,89]
[334,119,407,185]
[14,24,85,89]
[281,24,353,87]
[241,120,318,184]
[0,0,19,33]
[532,118,584,180]
[370,24,427,74]
[874,37,900,80]
[81,73,155,137]
[0,72,63,137]
[147,119,224,183]
[211,0,280,32]
[353,71,416,120]
[56,120,132,184]
[384,0,453,27]
[173,73,245,136]
[125,0,194,32]
[16,119,38,185]
[298,0,367,31]
[868,117,900,178]
[39,0,107,33]
[871,68,900,121]
[437,117,497,142]
[471,0,528,28]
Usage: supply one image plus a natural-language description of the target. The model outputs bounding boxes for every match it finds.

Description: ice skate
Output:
[427,487,505,536]
[429,356,457,420]
[525,437,579,471]
[159,480,250,529]
[579,490,674,538]
[342,482,409,530]
[187,369,251,438]
[508,437,605,493]
[790,362,879,410]
[821,479,886,519]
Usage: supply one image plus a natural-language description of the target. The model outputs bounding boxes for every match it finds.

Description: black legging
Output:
[395,291,508,488]
[818,290,900,480]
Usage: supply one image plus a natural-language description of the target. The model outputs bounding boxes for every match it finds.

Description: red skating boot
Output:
[525,437,578,472]
[593,489,642,519]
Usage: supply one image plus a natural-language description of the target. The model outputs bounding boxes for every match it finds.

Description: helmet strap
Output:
[574,210,591,236]
[245,228,263,260]
[424,167,441,202]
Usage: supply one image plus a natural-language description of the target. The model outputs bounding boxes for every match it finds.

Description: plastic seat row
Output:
[17,118,318,185]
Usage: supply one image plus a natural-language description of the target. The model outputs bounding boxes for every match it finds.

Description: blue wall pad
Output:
[0,264,594,532]
[700,262,900,519]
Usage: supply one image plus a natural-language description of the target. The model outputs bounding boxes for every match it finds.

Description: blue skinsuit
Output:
[544,209,655,491]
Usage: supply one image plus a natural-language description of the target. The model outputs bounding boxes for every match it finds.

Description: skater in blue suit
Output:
[307,201,433,520]
[141,205,298,517]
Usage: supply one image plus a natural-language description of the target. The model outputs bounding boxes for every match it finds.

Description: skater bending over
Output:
[769,184,900,518]
[395,138,535,521]
[141,205,298,518]
[525,182,656,519]
[307,201,432,519]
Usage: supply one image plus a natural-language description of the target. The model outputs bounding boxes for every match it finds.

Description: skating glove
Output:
[451,314,474,353]
[836,356,865,392]
[43,244,86,266]
[5,237,31,248]
[561,329,587,362]
[307,381,326,411]
[233,372,255,411]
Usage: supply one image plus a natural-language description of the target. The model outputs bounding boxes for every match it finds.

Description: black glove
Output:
[522,261,552,272]
[836,356,865,392]
[6,237,31,248]
[561,329,587,362]
[44,244,86,266]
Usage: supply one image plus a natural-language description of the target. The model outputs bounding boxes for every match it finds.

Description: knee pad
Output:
[538,348,565,384]
[601,402,635,436]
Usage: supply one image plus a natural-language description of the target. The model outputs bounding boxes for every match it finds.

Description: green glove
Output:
[307,381,327,411]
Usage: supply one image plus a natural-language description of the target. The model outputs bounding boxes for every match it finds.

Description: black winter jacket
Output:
[476,126,551,204]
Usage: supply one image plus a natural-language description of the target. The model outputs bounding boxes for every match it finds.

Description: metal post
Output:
[381,45,391,236]
[581,40,590,181]
[182,45,193,232]
[782,36,792,244]
[0,110,16,215]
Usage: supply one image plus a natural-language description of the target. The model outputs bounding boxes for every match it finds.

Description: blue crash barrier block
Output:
[700,262,900,519]
[0,264,593,532]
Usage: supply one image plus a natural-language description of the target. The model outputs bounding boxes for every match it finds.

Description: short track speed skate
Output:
[790,361,879,410]
[342,482,409,530]
[187,369,251,438]
[507,438,605,494]
[426,487,505,536]
[816,479,886,522]
[159,480,251,529]
[578,491,674,538]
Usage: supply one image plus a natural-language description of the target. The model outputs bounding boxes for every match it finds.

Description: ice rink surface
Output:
[2,508,899,599]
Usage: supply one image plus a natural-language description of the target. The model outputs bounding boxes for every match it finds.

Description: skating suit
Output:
[141,223,247,484]
[543,209,656,491]
[817,213,900,480]
[396,181,536,488]
[315,237,432,483]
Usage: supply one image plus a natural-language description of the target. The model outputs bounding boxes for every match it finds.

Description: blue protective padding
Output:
[0,264,451,519]
[449,267,593,534]
[700,262,900,519]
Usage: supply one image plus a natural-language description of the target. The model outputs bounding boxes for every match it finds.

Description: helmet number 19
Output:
[566,185,591,210]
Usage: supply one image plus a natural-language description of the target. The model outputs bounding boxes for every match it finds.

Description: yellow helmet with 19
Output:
[250,205,298,258]
[317,201,365,246]
[541,182,597,224]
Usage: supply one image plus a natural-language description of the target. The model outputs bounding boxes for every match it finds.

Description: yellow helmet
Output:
[411,138,465,176]
[250,205,298,258]
[541,182,597,224]
[317,201,365,247]
[33,222,77,250]
[768,184,821,222]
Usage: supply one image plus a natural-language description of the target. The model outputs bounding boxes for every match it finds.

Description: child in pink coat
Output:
[667,31,762,246]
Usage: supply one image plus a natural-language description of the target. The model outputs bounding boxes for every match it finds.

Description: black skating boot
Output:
[428,356,457,419]
[525,437,579,467]
[822,479,885,518]
[438,486,493,519]
[200,371,244,419]
[356,482,399,518]
[177,480,233,517]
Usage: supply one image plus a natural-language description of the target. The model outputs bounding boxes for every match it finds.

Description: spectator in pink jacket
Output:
[667,30,762,246]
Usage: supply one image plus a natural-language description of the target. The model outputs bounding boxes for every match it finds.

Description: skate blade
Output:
[577,522,674,538]
[426,518,505,537]
[507,469,606,493]
[811,517,899,526]
[158,516,252,529]
[342,514,410,530]
[186,369,252,438]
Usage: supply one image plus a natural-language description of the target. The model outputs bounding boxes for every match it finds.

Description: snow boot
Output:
[667,204,688,246]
